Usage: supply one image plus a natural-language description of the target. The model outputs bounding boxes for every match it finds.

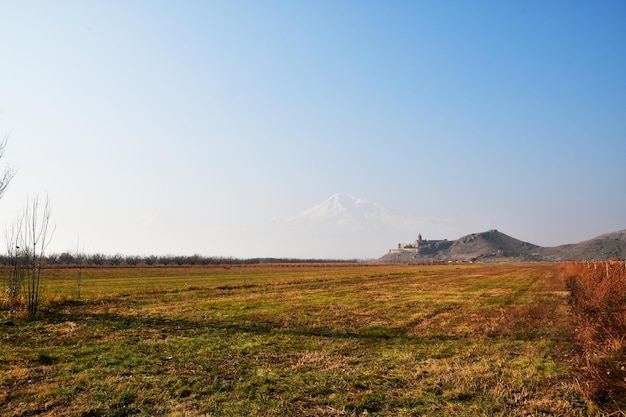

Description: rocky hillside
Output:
[379,229,626,263]
[447,230,540,260]
[537,230,626,261]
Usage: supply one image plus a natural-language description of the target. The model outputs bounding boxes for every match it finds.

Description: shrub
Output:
[562,261,626,407]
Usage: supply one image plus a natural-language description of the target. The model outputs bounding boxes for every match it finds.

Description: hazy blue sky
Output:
[1,1,624,258]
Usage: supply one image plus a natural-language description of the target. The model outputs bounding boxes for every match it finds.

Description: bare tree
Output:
[28,196,54,318]
[0,137,15,200]
[1,132,17,304]
[75,238,84,299]
[11,196,55,319]
[5,217,25,304]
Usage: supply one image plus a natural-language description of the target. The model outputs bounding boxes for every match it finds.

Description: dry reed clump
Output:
[0,294,25,311]
[0,289,27,320]
[562,261,626,407]
[2,291,76,320]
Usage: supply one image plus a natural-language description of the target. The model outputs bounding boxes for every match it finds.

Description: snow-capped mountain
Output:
[274,193,449,258]
[294,193,391,228]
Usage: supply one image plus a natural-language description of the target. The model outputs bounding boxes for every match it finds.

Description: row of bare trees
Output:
[0,252,353,267]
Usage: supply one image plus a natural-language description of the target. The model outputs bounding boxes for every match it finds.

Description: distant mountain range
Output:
[379,229,626,263]
[290,193,625,261]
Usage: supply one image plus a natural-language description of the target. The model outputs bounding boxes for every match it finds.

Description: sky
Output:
[0,0,624,259]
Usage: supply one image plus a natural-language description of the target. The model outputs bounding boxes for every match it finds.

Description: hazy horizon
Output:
[1,1,624,259]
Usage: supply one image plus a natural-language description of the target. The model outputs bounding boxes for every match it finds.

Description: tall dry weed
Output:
[562,261,626,407]
[0,289,25,313]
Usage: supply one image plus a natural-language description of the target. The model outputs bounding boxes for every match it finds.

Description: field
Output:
[0,263,617,416]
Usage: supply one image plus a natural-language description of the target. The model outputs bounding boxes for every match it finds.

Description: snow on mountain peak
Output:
[280,193,448,258]
[294,193,390,226]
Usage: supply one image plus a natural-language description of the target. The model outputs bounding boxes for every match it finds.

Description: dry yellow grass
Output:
[0,263,614,416]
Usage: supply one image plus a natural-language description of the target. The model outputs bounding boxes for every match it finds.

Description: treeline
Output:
[0,253,358,267]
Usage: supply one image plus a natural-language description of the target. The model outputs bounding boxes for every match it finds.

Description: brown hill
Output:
[447,230,540,260]
[379,229,626,263]
[379,230,541,263]
[537,230,626,261]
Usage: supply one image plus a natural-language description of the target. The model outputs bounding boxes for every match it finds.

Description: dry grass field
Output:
[0,263,621,416]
